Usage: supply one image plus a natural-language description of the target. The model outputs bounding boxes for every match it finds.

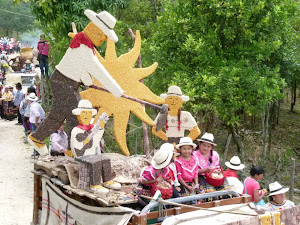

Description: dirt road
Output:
[0,119,33,225]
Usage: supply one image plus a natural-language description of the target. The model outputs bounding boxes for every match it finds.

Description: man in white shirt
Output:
[27,93,45,131]
[50,123,68,156]
[28,10,124,155]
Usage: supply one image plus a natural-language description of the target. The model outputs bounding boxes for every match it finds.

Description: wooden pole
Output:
[289,158,295,201]
[128,28,150,158]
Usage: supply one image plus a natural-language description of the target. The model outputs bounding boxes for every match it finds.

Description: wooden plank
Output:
[32,174,41,225]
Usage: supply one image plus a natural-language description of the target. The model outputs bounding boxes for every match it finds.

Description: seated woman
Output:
[193,132,230,195]
[224,156,245,194]
[265,181,295,211]
[136,143,179,204]
[243,165,268,206]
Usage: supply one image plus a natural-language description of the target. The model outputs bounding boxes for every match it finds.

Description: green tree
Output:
[0,0,34,36]
[144,0,300,159]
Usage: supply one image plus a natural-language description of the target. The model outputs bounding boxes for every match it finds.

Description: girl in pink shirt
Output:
[175,137,200,196]
[243,165,268,205]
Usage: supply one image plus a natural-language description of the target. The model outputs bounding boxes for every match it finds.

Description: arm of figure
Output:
[188,126,201,141]
[253,189,267,203]
[152,125,168,141]
[84,51,124,98]
[35,116,40,127]
[194,176,199,188]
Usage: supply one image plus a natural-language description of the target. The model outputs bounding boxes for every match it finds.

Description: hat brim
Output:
[27,96,38,102]
[175,142,197,150]
[84,10,118,43]
[225,161,245,170]
[72,108,97,116]
[160,93,189,102]
[197,139,217,146]
[151,151,173,169]
[268,187,289,197]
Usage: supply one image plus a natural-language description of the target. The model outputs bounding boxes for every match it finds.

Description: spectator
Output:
[37,34,49,78]
[14,82,24,125]
[27,92,45,156]
[9,86,15,99]
[49,122,68,156]
[2,85,13,100]
[19,86,36,134]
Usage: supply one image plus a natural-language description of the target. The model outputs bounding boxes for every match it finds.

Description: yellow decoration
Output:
[80,30,164,156]
[272,212,281,225]
[259,214,272,225]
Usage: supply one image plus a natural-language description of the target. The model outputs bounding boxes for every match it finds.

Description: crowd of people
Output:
[0,37,21,55]
[135,135,296,212]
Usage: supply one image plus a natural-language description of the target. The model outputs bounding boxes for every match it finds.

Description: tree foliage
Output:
[145,0,299,126]
[0,0,34,36]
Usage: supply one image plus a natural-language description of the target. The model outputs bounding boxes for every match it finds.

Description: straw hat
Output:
[268,181,289,197]
[72,99,97,116]
[27,93,38,102]
[225,156,245,170]
[197,132,217,146]
[25,59,31,63]
[175,137,197,149]
[151,143,174,169]
[84,10,118,43]
[160,86,190,102]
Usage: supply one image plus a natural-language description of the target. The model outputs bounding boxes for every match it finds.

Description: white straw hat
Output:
[197,132,217,146]
[160,86,190,102]
[84,10,118,43]
[72,99,97,116]
[225,156,245,170]
[27,92,38,102]
[151,143,174,169]
[175,137,197,149]
[268,181,289,197]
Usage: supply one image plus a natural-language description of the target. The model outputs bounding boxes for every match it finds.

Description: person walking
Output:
[14,82,24,125]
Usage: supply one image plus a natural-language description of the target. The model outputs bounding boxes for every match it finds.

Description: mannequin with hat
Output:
[139,143,179,199]
[265,181,295,211]
[70,99,120,194]
[175,137,201,196]
[152,85,201,144]
[28,10,124,156]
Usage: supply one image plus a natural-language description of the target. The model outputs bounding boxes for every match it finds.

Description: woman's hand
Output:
[175,186,181,192]
[206,167,213,173]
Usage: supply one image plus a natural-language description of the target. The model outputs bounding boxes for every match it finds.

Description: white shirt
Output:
[50,131,68,152]
[154,111,197,137]
[29,102,45,124]
[56,44,124,98]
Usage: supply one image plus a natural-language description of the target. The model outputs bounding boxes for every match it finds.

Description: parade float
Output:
[30,9,300,225]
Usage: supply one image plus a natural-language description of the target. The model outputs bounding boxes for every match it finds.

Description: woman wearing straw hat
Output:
[152,85,201,144]
[28,10,124,155]
[265,181,295,211]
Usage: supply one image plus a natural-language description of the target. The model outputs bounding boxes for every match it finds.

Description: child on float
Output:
[174,137,200,196]
[139,143,180,200]
[265,181,295,211]
[193,132,230,194]
[243,165,268,206]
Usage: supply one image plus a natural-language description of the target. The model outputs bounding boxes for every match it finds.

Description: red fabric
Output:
[69,32,95,54]
[76,124,94,132]
[223,169,239,179]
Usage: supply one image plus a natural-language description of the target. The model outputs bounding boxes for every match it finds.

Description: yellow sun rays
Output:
[81,30,164,156]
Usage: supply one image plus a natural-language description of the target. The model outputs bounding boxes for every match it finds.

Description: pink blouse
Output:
[193,150,220,175]
[140,165,174,187]
[175,155,198,183]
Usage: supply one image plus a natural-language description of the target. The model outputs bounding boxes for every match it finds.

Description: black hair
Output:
[250,165,264,176]
[27,86,36,95]
[16,82,22,89]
